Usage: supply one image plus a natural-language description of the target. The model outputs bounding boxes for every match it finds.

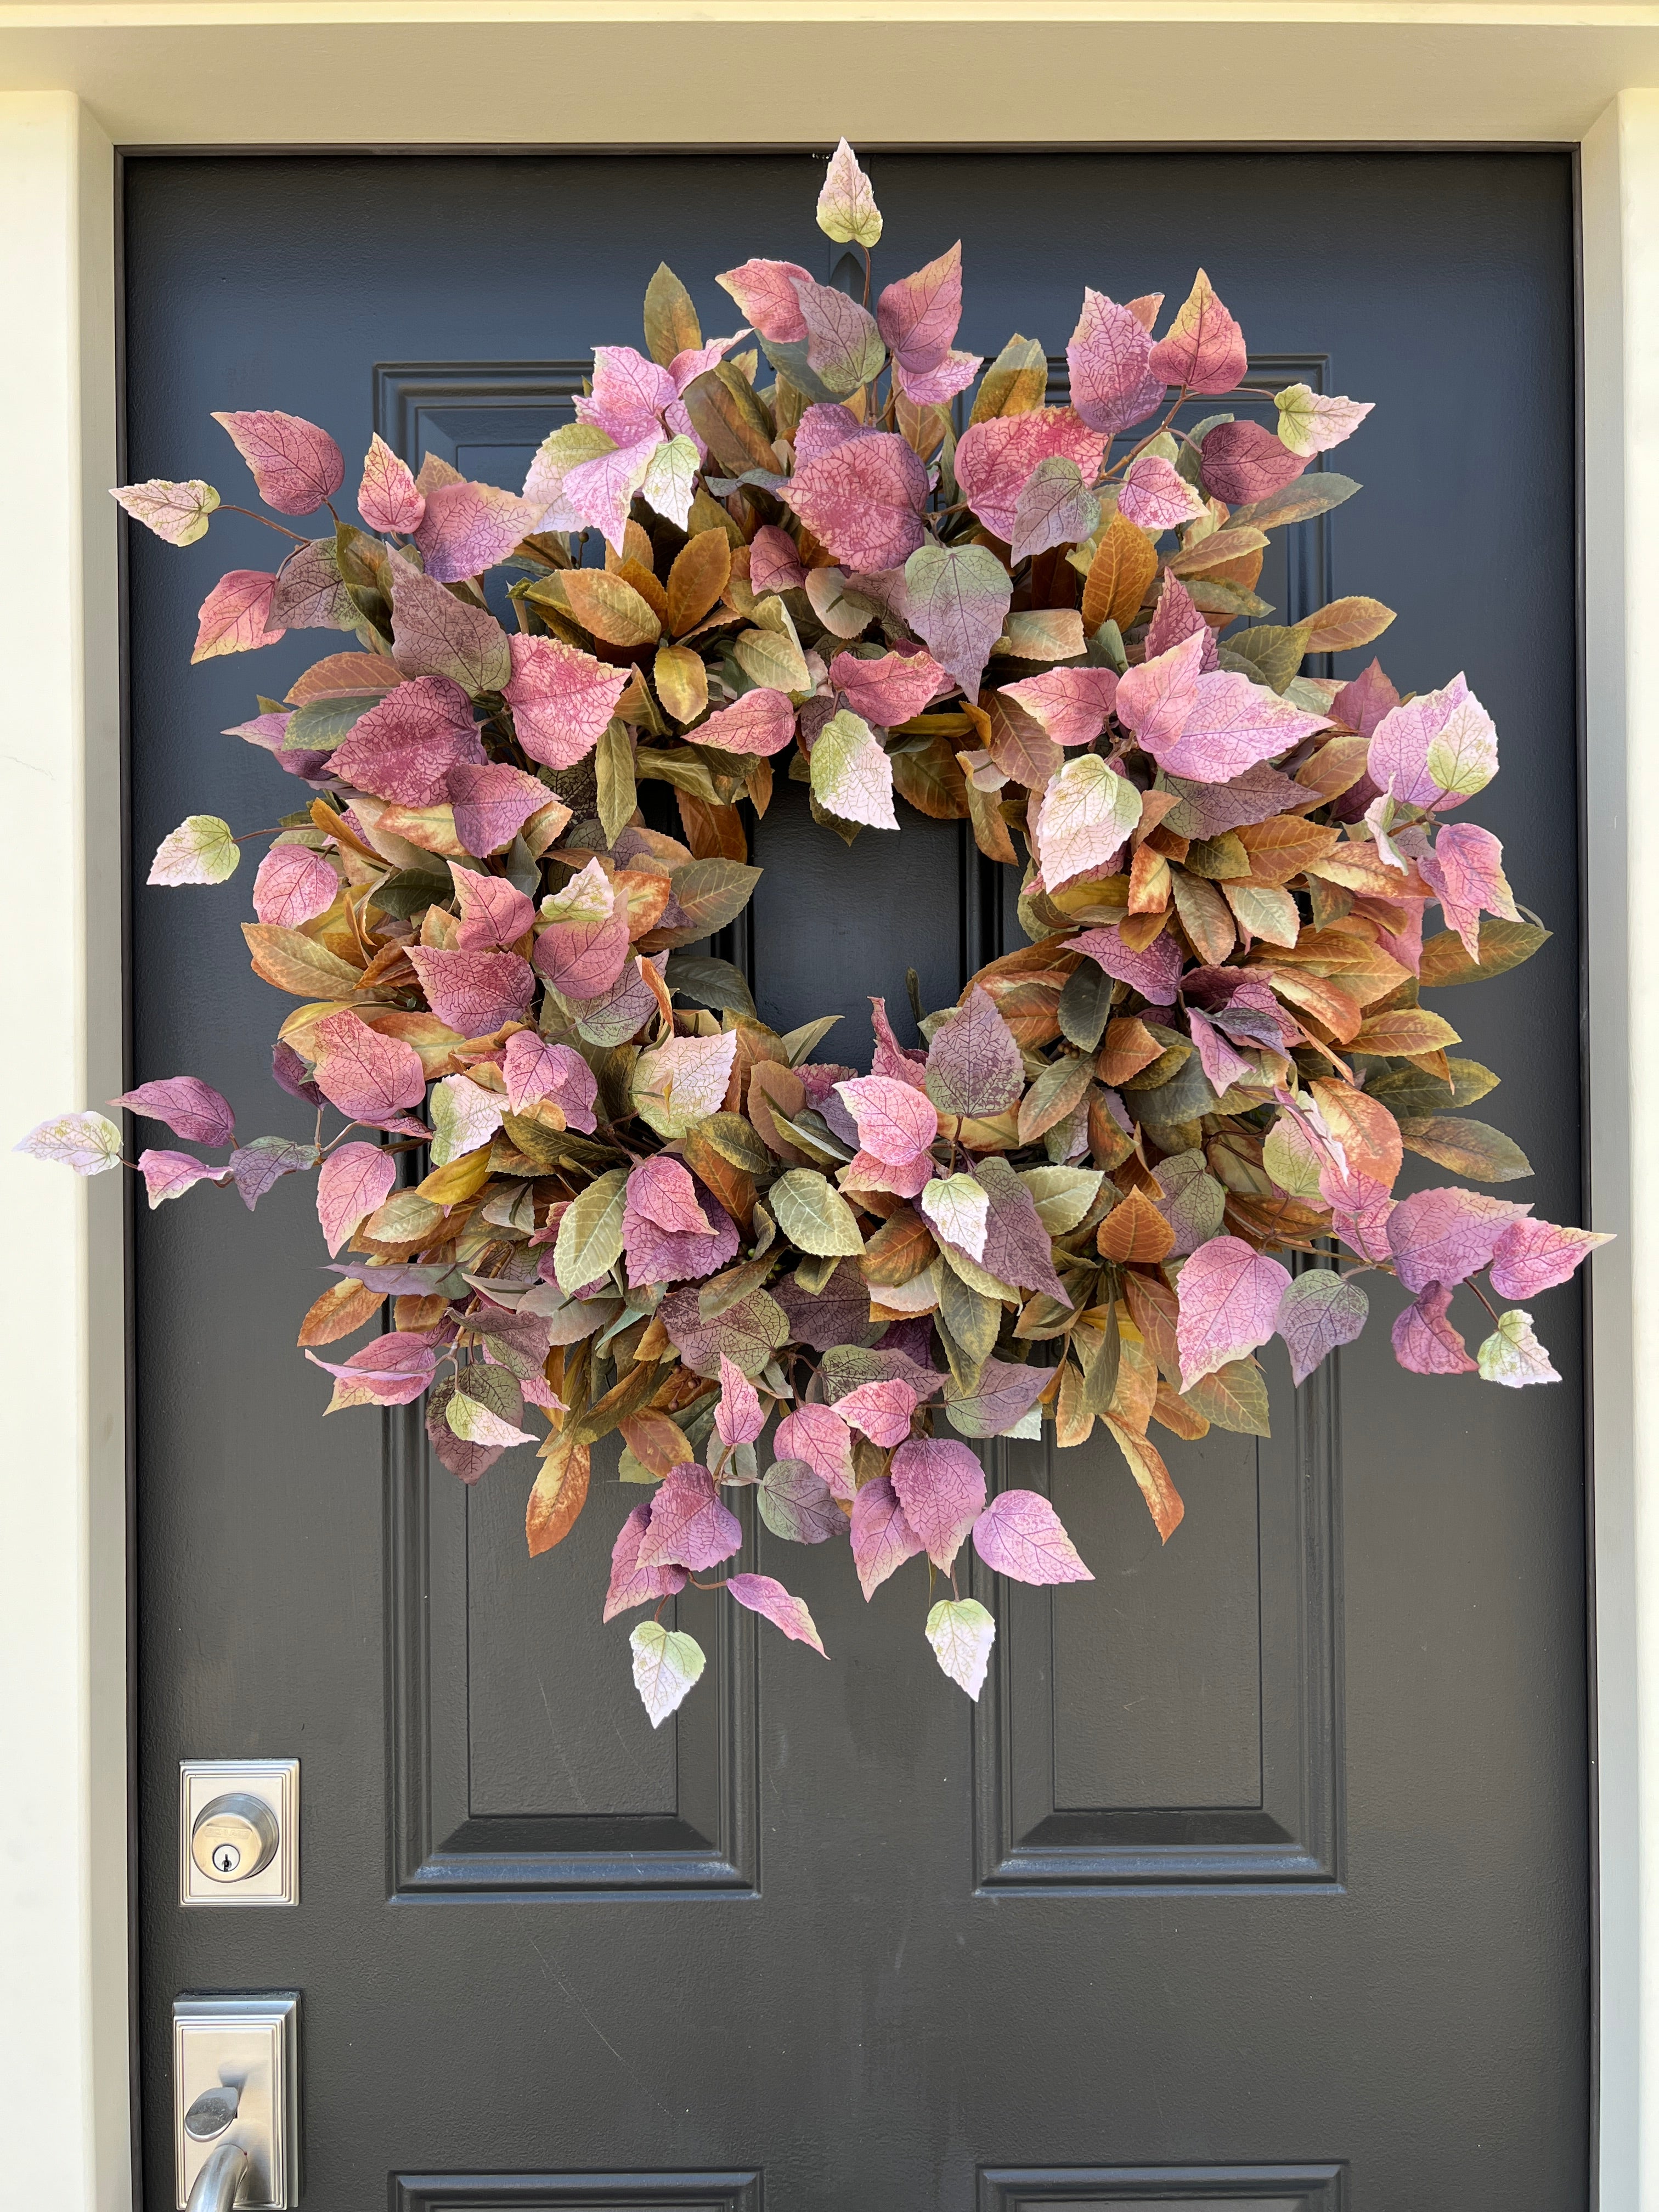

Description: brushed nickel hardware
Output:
[172,1994,299,2209]
[178,1760,298,1906]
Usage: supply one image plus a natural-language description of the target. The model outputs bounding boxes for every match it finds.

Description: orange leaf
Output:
[667,529,732,636]
[1127,843,1171,914]
[1235,814,1341,885]
[1149,1380,1210,1440]
[526,1436,590,1558]
[1097,1017,1163,1087]
[1294,732,1372,803]
[296,1278,385,1346]
[861,1205,939,1286]
[675,793,748,861]
[1351,1007,1461,1056]
[561,567,662,650]
[1309,1076,1403,1188]
[619,1408,696,1478]
[1104,1413,1184,1542]
[1124,1270,1183,1386]
[1081,512,1159,633]
[1097,1186,1175,1265]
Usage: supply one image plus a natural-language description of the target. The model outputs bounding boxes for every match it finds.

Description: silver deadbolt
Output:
[191,1793,280,1884]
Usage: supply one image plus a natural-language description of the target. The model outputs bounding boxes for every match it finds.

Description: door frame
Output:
[1,14,1653,2205]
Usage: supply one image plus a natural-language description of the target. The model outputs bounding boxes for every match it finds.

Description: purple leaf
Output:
[1332,657,1400,738]
[715,1353,765,1449]
[724,1572,826,1654]
[889,1435,986,1569]
[272,1040,324,1106]
[603,1503,688,1622]
[212,408,344,515]
[1488,1218,1612,1299]
[503,1034,598,1127]
[306,1329,437,1407]
[229,1135,321,1211]
[1386,1187,1531,1295]
[1067,924,1182,1006]
[972,1488,1093,1584]
[953,407,1105,542]
[877,242,963,373]
[749,524,808,594]
[316,1139,397,1255]
[137,1149,233,1207]
[1118,453,1205,533]
[695,689,797,757]
[923,984,1024,1119]
[786,432,928,572]
[1419,822,1519,958]
[849,1474,925,1599]
[1198,419,1307,506]
[636,1464,743,1574]
[1148,270,1247,396]
[1144,573,1219,672]
[446,763,556,858]
[1161,760,1309,840]
[504,633,630,771]
[772,1262,870,1354]
[943,1355,1051,1439]
[757,1458,844,1544]
[1066,287,1165,435]
[1276,1266,1369,1385]
[1391,1282,1477,1375]
[252,842,338,928]
[450,865,534,951]
[111,1075,236,1147]
[977,1158,1069,1301]
[309,1008,426,1122]
[408,946,535,1038]
[387,547,512,695]
[331,675,484,806]
[1175,1234,1293,1388]
[998,665,1118,747]
[775,1404,856,1503]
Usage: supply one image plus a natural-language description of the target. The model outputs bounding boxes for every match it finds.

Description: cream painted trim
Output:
[0,24,1644,2210]
[0,88,127,2212]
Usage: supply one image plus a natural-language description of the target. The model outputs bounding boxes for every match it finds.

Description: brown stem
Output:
[218,502,309,544]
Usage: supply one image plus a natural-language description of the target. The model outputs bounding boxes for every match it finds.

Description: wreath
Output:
[20,143,1607,1722]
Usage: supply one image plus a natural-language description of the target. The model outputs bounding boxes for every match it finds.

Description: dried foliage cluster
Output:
[21,143,1606,1722]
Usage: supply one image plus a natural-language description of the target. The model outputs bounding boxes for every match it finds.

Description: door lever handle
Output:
[185,2140,249,2212]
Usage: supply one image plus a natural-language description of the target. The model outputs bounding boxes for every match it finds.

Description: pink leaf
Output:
[923,983,1024,1117]
[603,1503,688,1622]
[137,1149,232,1207]
[715,1355,765,1449]
[1148,270,1247,396]
[695,689,797,757]
[1319,1161,1396,1265]
[623,1186,738,1290]
[270,540,358,631]
[953,407,1105,543]
[358,434,425,533]
[1118,452,1205,533]
[1391,1282,1476,1375]
[1186,1007,1254,1096]
[1367,674,1494,813]
[191,569,284,662]
[503,1034,597,1127]
[894,351,983,405]
[445,763,556,858]
[877,242,964,372]
[635,1464,743,1573]
[749,524,808,594]
[111,1075,235,1147]
[786,433,928,573]
[110,477,219,546]
[1332,657,1401,738]
[977,1160,1069,1302]
[1488,1218,1613,1299]
[316,1139,397,1255]
[305,1330,437,1406]
[630,1155,713,1237]
[775,1404,857,1503]
[449,865,533,951]
[1176,1234,1293,1388]
[504,633,631,771]
[575,346,675,444]
[972,1488,1093,1584]
[408,946,535,1038]
[387,548,512,695]
[1276,1266,1369,1385]
[252,842,337,927]
[1068,924,1182,1007]
[1066,287,1165,434]
[309,1007,427,1122]
[1144,574,1219,672]
[833,1075,938,1166]
[890,1436,986,1569]
[836,1379,920,1448]
[828,647,947,728]
[532,898,631,1002]
[1198,419,1308,506]
[414,478,541,582]
[724,1572,826,1655]
[902,543,1012,700]
[715,258,813,344]
[331,675,483,806]
[792,277,885,392]
[1386,1187,1531,1295]
[212,408,344,515]
[227,1135,320,1209]
[1149,669,1330,783]
[868,997,929,1088]
[1034,754,1143,891]
[1419,821,1519,958]
[998,665,1118,747]
[794,402,871,467]
[849,1474,926,1599]
[1114,627,1206,751]
[563,432,661,555]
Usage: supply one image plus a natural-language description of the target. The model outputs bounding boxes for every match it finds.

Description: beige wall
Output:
[0,12,1651,2206]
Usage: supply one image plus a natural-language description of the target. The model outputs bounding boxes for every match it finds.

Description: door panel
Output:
[127,151,1587,2210]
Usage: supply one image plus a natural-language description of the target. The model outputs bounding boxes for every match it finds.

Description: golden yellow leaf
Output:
[1081,512,1159,634]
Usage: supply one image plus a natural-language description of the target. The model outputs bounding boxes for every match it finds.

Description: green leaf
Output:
[1220,620,1313,695]
[664,954,757,1019]
[595,718,636,848]
[369,865,450,920]
[1079,1298,1122,1419]
[924,1596,996,1699]
[1017,1165,1104,1234]
[643,262,701,366]
[770,1168,865,1257]
[1476,1308,1560,1388]
[284,692,380,752]
[630,1621,707,1726]
[940,1261,1001,1369]
[1182,1357,1271,1436]
[697,1111,774,1174]
[781,1014,842,1066]
[1057,958,1114,1052]
[1400,1115,1532,1183]
[1418,919,1551,988]
[635,747,723,804]
[657,858,763,946]
[1228,471,1361,530]
[150,814,239,886]
[552,1166,629,1295]
[447,1363,533,1447]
